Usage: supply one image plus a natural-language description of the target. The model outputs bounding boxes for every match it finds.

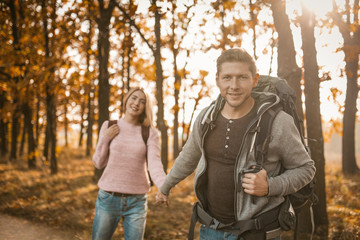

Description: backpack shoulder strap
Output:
[255,105,282,166]
[141,125,150,145]
[107,120,118,145]
[108,120,118,128]
[141,125,150,164]
[141,125,153,186]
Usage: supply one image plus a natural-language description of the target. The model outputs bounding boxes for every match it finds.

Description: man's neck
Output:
[221,98,255,119]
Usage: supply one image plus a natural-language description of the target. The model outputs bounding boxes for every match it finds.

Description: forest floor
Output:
[0,147,359,240]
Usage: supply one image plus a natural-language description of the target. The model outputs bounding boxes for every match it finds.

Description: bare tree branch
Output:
[115,2,155,53]
[331,0,351,39]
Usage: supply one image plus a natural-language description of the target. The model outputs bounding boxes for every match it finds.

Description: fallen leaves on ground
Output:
[0,148,359,239]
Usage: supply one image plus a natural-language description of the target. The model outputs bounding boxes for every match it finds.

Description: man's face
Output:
[216,61,257,110]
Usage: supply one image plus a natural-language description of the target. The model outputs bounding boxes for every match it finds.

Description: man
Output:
[156,48,315,240]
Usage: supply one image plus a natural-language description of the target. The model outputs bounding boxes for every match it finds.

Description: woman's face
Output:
[125,90,146,119]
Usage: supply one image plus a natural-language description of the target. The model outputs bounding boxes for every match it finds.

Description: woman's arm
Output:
[92,121,119,169]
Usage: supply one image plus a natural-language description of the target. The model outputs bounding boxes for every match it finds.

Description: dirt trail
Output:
[0,213,77,240]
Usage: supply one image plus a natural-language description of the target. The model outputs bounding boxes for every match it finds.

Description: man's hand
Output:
[155,190,169,206]
[242,168,269,196]
[104,124,119,139]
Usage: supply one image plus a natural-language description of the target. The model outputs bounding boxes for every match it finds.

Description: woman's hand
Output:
[156,190,169,206]
[103,124,119,139]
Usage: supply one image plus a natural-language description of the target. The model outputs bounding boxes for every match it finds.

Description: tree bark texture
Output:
[331,0,360,175]
[170,3,180,159]
[35,93,40,146]
[97,1,115,132]
[64,101,68,147]
[0,92,7,158]
[86,17,94,157]
[0,120,7,161]
[94,0,116,182]
[42,0,57,174]
[342,50,359,175]
[300,4,329,237]
[270,0,304,123]
[9,0,20,162]
[78,101,85,147]
[86,89,94,156]
[23,103,36,169]
[20,117,26,156]
[153,0,168,172]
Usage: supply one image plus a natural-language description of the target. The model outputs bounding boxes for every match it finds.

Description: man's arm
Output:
[267,111,316,197]
[159,108,207,196]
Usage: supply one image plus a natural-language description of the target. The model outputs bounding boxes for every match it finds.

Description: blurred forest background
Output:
[0,0,359,239]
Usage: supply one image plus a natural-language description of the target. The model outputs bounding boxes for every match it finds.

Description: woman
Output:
[91,87,166,240]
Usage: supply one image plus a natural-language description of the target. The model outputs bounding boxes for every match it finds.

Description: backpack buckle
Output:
[255,219,264,230]
[210,219,220,230]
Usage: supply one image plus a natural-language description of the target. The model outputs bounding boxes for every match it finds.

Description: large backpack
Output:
[253,75,318,236]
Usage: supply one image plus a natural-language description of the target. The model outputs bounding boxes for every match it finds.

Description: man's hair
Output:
[123,87,153,127]
[216,48,257,78]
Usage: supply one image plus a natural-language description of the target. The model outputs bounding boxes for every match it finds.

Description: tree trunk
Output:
[86,16,94,157]
[0,120,7,162]
[120,46,126,115]
[126,9,132,90]
[220,0,226,50]
[153,0,168,172]
[64,101,69,147]
[331,0,360,175]
[94,0,116,182]
[268,30,275,75]
[0,91,7,159]
[250,0,257,60]
[23,103,36,169]
[48,96,57,174]
[300,4,328,238]
[170,3,180,159]
[43,124,49,162]
[20,117,26,156]
[79,101,85,147]
[10,110,19,162]
[35,92,40,146]
[42,0,57,174]
[342,50,359,175]
[64,101,68,147]
[270,0,304,123]
[86,88,94,156]
[173,61,180,159]
[0,90,8,161]
[9,0,20,162]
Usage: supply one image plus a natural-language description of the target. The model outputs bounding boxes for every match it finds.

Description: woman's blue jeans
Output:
[199,224,281,240]
[91,189,147,240]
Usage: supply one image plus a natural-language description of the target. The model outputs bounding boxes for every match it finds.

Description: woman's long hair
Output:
[122,87,153,127]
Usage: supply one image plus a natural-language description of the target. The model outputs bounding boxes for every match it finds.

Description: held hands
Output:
[103,124,119,139]
[155,190,169,206]
[242,168,269,197]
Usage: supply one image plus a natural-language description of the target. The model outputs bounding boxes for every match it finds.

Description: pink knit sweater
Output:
[93,119,166,194]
